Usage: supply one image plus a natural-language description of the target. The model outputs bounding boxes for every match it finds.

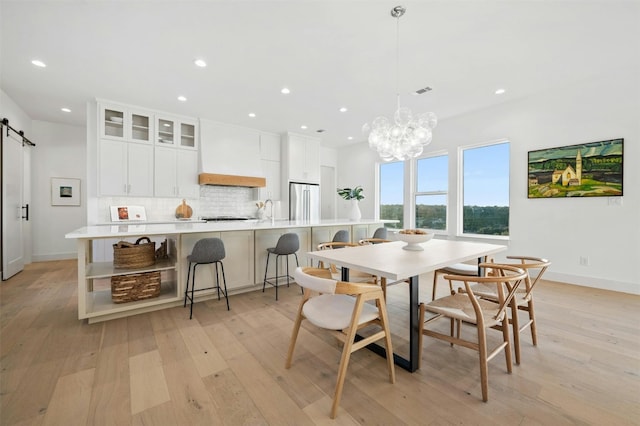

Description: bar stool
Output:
[184,238,230,319]
[332,229,350,243]
[263,233,300,300]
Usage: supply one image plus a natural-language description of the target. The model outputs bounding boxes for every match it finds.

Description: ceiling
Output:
[1,1,639,148]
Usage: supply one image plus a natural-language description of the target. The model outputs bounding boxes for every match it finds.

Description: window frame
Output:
[414,152,449,234]
[457,139,510,240]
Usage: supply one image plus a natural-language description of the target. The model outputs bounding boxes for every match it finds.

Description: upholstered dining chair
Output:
[418,263,527,402]
[466,256,551,364]
[285,267,395,418]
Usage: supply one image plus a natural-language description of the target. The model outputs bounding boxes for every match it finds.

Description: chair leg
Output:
[477,325,489,402]
[285,255,290,287]
[263,252,270,293]
[189,264,198,320]
[214,262,221,300]
[285,298,306,369]
[502,315,513,374]
[527,299,537,345]
[184,262,192,307]
[431,271,438,301]
[377,296,396,384]
[219,261,230,311]
[510,299,521,365]
[275,254,279,301]
[331,300,365,419]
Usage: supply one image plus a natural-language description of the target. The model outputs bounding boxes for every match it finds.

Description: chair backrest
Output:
[504,255,551,299]
[316,242,359,272]
[188,238,225,263]
[372,227,387,239]
[274,232,300,255]
[332,230,350,243]
[446,264,527,324]
[294,267,337,294]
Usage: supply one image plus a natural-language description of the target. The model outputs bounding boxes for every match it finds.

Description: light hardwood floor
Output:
[1,260,639,425]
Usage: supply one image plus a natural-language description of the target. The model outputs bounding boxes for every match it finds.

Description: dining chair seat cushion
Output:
[424,293,505,327]
[439,263,478,275]
[303,294,381,330]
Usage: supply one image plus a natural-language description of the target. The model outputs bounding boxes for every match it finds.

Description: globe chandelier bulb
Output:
[363,5,437,162]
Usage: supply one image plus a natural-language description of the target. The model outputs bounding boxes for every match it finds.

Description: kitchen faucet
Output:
[264,199,274,224]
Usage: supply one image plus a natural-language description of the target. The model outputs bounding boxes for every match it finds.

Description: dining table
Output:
[305,238,507,372]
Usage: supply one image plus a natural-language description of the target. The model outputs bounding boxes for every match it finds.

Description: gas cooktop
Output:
[201,216,254,222]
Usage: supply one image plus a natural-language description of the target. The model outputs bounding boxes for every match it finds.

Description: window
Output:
[379,161,404,229]
[461,142,510,236]
[415,155,448,230]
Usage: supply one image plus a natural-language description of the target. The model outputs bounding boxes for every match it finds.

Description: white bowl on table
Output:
[394,229,435,251]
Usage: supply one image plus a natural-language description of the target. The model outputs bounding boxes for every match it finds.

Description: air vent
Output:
[415,86,433,95]
[316,129,326,133]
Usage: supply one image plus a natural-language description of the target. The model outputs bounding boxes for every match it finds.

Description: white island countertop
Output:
[65,219,391,239]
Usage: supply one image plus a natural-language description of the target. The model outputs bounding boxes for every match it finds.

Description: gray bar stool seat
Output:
[184,238,230,319]
[262,233,300,300]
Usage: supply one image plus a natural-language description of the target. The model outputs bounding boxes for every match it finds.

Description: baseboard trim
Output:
[32,253,77,262]
[544,271,639,295]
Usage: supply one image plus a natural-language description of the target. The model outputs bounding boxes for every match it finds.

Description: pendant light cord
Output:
[396,12,401,112]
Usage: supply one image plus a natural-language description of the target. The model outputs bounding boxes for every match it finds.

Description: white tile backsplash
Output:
[97,186,262,222]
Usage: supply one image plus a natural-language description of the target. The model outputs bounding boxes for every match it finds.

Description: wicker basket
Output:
[113,237,156,269]
[111,271,161,303]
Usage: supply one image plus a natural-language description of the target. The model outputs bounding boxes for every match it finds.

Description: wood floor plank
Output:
[42,368,94,426]
[202,368,267,425]
[129,350,171,415]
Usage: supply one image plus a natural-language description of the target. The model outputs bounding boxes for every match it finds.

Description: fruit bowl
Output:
[394,229,434,251]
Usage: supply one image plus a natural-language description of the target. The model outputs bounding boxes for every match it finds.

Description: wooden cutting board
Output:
[175,199,193,219]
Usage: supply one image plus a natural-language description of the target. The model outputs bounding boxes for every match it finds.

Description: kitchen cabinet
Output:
[156,115,198,150]
[100,103,153,143]
[260,132,281,161]
[99,139,153,196]
[254,227,311,284]
[283,133,321,183]
[76,235,181,323]
[181,231,255,292]
[154,146,199,198]
[259,159,281,201]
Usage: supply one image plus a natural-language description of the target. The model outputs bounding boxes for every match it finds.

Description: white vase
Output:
[349,199,362,221]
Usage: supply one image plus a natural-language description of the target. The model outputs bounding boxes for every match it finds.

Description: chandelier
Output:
[363,5,437,162]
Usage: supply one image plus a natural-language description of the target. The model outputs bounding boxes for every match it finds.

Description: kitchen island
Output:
[66,219,387,323]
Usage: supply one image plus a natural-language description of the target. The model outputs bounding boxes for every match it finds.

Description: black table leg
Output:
[348,266,420,373]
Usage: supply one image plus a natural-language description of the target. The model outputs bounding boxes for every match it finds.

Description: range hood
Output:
[198,173,266,188]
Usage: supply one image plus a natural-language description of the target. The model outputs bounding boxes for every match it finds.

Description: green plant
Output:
[337,186,364,201]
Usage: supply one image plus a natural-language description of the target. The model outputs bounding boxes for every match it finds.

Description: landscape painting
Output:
[528,138,623,198]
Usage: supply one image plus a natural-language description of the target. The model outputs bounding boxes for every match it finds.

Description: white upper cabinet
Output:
[100,103,153,143]
[154,146,199,198]
[260,132,281,161]
[156,115,198,150]
[199,120,262,177]
[99,140,153,196]
[283,133,321,183]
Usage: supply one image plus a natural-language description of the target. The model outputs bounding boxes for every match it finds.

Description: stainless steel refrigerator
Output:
[289,182,320,221]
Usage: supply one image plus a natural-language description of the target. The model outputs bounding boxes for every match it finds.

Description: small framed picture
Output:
[51,177,81,206]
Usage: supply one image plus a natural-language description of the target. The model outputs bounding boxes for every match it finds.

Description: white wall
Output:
[1,90,34,264]
[338,70,639,294]
[30,120,86,261]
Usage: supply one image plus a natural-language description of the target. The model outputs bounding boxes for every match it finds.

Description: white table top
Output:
[305,239,507,281]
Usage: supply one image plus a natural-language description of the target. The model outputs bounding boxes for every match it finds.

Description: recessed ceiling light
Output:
[281,87,290,95]
[194,59,207,67]
[61,107,71,113]
[339,107,348,113]
[300,125,308,130]
[347,136,353,140]
[163,123,171,127]
[495,88,506,95]
[31,59,46,68]
[248,113,256,118]
[177,95,187,102]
